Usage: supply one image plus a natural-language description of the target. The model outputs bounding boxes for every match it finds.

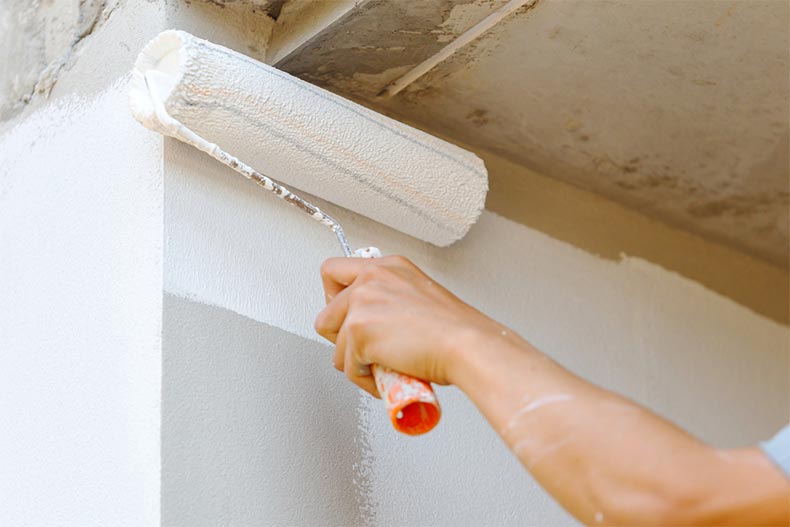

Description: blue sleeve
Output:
[760,425,790,477]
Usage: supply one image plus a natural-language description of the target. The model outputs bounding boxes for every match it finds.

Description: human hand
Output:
[314,255,503,397]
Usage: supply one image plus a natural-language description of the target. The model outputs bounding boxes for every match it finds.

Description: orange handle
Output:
[372,364,441,435]
[353,247,441,435]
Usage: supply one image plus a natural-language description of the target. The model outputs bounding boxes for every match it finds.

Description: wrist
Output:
[444,322,533,392]
[445,323,562,436]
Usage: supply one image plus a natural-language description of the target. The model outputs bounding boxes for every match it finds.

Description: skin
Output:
[314,255,790,527]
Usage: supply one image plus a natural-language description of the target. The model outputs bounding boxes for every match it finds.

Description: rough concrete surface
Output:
[276,0,790,268]
[0,0,119,121]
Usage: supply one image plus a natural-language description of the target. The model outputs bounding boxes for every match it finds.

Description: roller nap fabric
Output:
[129,30,488,247]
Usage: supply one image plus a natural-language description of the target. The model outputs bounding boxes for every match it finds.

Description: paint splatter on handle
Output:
[353,247,441,435]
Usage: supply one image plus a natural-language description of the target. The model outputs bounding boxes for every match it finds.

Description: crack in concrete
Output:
[8,0,120,119]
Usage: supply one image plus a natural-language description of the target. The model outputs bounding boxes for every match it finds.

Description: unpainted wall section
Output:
[163,295,364,526]
[162,296,576,526]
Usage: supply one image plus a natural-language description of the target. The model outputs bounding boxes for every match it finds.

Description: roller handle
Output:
[352,247,441,435]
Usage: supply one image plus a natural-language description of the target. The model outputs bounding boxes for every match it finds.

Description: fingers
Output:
[315,285,353,343]
[320,257,367,302]
[343,329,380,398]
[318,256,418,399]
[320,290,380,398]
[333,326,380,398]
[320,255,415,301]
[349,365,379,399]
[332,326,346,371]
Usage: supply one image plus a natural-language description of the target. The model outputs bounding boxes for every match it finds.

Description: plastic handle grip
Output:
[352,247,441,435]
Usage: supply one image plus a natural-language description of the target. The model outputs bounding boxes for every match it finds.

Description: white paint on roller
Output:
[130,30,488,247]
[137,67,355,255]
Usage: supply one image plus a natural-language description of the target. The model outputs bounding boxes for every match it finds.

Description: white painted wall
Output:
[163,136,789,525]
[0,82,163,525]
[0,1,166,523]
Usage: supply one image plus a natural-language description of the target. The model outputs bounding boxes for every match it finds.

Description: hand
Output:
[314,255,504,397]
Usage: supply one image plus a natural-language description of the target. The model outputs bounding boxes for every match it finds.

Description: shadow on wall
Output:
[162,294,363,526]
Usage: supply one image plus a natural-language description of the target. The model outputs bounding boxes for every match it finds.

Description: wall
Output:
[0,0,104,121]
[0,1,166,525]
[0,82,162,525]
[163,135,789,526]
[162,295,364,526]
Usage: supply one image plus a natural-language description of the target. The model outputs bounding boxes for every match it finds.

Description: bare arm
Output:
[315,256,790,527]
[455,330,788,526]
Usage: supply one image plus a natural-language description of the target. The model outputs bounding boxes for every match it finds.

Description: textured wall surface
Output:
[0,1,166,524]
[163,134,788,525]
[0,0,114,121]
[163,295,365,527]
[0,82,163,526]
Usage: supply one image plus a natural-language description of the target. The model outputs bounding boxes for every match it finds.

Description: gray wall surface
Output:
[163,294,365,526]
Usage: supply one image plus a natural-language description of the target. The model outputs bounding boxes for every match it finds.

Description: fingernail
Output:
[357,365,371,376]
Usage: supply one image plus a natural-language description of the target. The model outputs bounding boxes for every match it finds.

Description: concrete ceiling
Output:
[270,0,789,267]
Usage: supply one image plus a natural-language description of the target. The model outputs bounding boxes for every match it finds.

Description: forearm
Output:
[450,329,789,526]
[315,256,788,525]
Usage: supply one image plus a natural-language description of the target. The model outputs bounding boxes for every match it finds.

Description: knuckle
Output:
[344,313,363,331]
[356,264,379,283]
[313,310,329,334]
[344,313,370,336]
[348,285,373,306]
[319,258,334,277]
[385,254,412,268]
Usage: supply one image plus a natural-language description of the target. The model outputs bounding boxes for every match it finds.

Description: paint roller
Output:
[129,30,488,435]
